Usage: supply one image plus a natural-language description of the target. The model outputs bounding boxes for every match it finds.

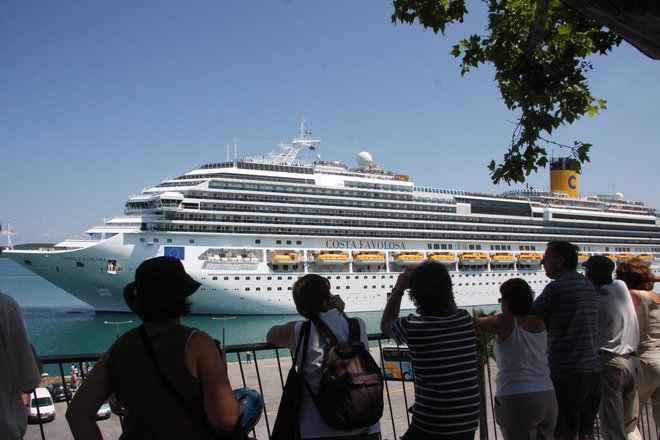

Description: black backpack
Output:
[302,316,384,430]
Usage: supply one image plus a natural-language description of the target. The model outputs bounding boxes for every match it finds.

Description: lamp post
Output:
[104,320,133,340]
[211,316,236,346]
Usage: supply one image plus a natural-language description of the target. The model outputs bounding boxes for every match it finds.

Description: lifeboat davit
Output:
[490,253,515,266]
[353,251,385,265]
[459,252,489,266]
[393,252,424,266]
[518,252,542,266]
[428,252,457,265]
[270,252,300,265]
[617,253,636,263]
[313,251,350,265]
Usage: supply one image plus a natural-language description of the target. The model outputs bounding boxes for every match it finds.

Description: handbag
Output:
[138,325,248,440]
[270,321,311,440]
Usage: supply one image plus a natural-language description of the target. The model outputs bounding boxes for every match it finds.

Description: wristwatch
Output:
[390,287,405,297]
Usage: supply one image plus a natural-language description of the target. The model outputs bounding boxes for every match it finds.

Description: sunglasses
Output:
[498,298,503,304]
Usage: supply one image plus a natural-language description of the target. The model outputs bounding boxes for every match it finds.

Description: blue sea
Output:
[0,257,498,357]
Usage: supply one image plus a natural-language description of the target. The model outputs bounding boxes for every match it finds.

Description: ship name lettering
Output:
[325,240,405,250]
[60,256,107,263]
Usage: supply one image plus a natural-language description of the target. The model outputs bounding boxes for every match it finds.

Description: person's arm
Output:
[66,356,112,439]
[4,296,42,394]
[187,331,240,432]
[266,321,297,351]
[380,267,414,337]
[472,314,505,334]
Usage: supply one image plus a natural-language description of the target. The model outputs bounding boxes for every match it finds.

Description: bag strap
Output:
[312,315,360,346]
[137,325,220,437]
[293,320,311,369]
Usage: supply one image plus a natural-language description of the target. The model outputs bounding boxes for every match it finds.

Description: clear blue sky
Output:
[1,1,659,245]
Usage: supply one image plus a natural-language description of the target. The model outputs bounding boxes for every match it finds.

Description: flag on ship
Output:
[164,246,186,260]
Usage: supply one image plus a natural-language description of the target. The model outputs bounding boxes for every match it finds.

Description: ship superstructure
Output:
[5,123,660,314]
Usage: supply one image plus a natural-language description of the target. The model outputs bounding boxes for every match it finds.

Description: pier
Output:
[25,334,659,440]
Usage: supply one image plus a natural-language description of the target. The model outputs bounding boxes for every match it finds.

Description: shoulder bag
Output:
[270,320,311,440]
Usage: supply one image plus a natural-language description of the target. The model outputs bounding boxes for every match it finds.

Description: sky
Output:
[1,1,659,245]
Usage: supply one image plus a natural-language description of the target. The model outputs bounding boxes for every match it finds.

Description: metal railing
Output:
[27,334,659,440]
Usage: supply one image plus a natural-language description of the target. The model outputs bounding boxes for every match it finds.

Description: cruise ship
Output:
[5,122,660,314]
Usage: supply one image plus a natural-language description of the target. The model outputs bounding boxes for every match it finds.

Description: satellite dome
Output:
[357,151,373,168]
[614,192,624,201]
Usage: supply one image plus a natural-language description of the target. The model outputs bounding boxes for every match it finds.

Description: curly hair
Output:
[292,274,332,319]
[409,262,456,315]
[616,257,655,290]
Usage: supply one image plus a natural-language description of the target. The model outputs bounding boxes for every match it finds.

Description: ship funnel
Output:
[550,157,579,198]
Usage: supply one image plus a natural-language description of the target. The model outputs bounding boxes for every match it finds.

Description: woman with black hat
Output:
[66,256,240,439]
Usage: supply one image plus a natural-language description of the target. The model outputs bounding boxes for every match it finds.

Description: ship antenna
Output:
[226,143,230,162]
[4,223,14,250]
[300,118,306,140]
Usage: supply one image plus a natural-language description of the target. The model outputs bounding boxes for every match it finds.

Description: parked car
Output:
[96,401,112,420]
[46,382,72,402]
[27,387,56,423]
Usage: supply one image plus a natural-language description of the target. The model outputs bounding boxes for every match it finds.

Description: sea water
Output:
[0,257,498,358]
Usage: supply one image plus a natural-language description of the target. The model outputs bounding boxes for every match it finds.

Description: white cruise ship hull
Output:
[5,125,660,314]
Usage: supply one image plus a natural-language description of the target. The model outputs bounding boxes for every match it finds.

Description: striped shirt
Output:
[530,270,601,377]
[391,309,480,436]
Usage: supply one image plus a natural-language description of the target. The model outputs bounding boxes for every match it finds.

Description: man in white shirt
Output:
[584,256,641,440]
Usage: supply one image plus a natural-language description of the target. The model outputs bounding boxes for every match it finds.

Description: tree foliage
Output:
[392,0,621,184]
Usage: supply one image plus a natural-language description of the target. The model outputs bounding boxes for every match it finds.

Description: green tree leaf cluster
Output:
[392,0,621,184]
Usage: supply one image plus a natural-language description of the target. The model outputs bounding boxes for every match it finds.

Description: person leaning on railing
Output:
[266,274,380,440]
[380,263,481,440]
[616,257,660,432]
[473,278,557,439]
[66,256,240,439]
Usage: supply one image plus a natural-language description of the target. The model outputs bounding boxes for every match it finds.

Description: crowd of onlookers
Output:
[3,243,659,440]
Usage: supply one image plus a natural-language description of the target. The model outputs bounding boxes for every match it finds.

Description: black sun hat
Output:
[123,256,201,312]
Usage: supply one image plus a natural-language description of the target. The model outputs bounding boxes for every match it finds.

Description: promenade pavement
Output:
[25,349,500,440]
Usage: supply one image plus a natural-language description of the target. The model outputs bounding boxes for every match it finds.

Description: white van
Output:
[27,387,56,423]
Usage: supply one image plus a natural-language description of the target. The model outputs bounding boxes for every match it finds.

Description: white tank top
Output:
[493,318,554,396]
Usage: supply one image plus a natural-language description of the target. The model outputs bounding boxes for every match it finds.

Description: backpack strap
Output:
[312,315,361,346]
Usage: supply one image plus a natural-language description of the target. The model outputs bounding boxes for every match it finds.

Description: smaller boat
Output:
[353,251,385,265]
[490,253,515,266]
[393,252,425,266]
[518,252,543,266]
[459,252,489,266]
[312,250,350,265]
[428,252,457,265]
[617,253,636,263]
[270,252,300,264]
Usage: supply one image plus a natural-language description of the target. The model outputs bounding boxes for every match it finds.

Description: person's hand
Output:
[328,294,345,312]
[395,266,415,290]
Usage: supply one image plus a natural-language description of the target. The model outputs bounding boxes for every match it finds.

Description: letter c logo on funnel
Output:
[568,175,577,190]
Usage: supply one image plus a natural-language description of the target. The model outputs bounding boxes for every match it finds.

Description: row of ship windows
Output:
[170,211,658,236]
[217,279,549,292]
[155,223,657,245]
[176,188,655,227]
[209,272,534,282]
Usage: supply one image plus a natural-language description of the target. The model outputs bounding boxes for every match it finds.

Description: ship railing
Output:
[28,334,658,440]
